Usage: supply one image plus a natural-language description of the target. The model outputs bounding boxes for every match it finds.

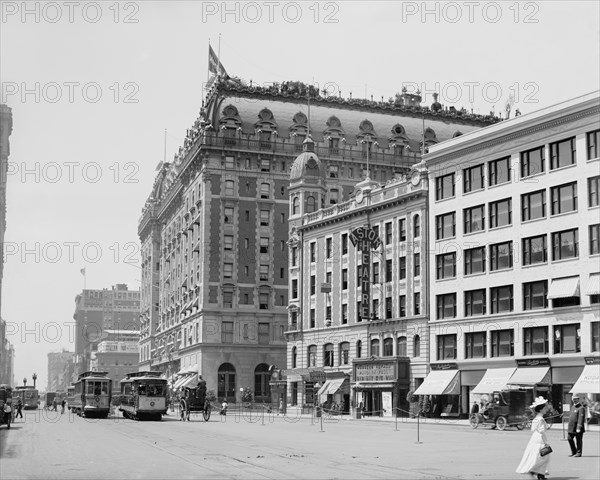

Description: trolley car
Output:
[119,371,168,421]
[71,371,112,418]
[13,386,39,410]
[67,386,75,409]
[179,375,211,422]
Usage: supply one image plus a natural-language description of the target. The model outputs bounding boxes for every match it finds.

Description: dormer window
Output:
[329,137,340,154]
[328,165,339,178]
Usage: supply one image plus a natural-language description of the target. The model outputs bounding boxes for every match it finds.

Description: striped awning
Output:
[414,369,460,395]
[547,276,580,299]
[570,364,600,393]
[471,368,516,394]
[507,367,551,387]
[586,273,600,295]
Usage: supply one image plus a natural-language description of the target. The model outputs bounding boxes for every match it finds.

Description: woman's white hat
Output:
[530,396,548,409]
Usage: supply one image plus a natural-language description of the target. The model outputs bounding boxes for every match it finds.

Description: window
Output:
[523,280,548,310]
[398,218,406,241]
[310,308,315,328]
[489,157,511,186]
[383,338,394,356]
[437,334,457,360]
[260,237,269,254]
[491,285,513,314]
[590,224,600,255]
[259,293,269,310]
[260,159,270,172]
[385,222,392,244]
[307,345,317,367]
[224,235,233,251]
[310,275,315,295]
[342,304,348,324]
[373,262,379,284]
[399,295,406,317]
[435,173,455,200]
[329,189,339,205]
[292,197,299,215]
[463,164,484,193]
[587,130,600,160]
[554,324,580,354]
[523,235,547,265]
[224,180,235,196]
[342,269,348,290]
[465,332,486,358]
[326,238,332,258]
[399,257,406,280]
[551,182,577,215]
[339,342,350,365]
[414,292,420,315]
[385,297,393,319]
[356,340,362,358]
[245,210,250,221]
[436,212,456,239]
[413,335,421,357]
[464,247,485,275]
[356,301,362,322]
[552,228,578,260]
[222,321,234,343]
[323,344,334,366]
[260,210,270,226]
[224,263,233,279]
[414,253,420,277]
[325,305,332,322]
[395,337,406,356]
[224,206,234,224]
[521,145,545,177]
[385,260,392,282]
[342,233,348,254]
[490,241,512,271]
[291,247,297,266]
[223,291,233,308]
[260,183,270,199]
[465,289,486,316]
[259,264,269,281]
[523,326,549,355]
[437,293,457,319]
[592,322,599,352]
[464,205,485,233]
[258,323,269,344]
[522,190,546,221]
[413,215,421,238]
[372,299,379,320]
[490,198,512,228]
[291,279,298,298]
[328,164,339,178]
[310,243,316,262]
[306,196,316,213]
[225,156,235,168]
[370,339,380,357]
[436,252,456,280]
[550,137,576,170]
[588,176,600,207]
[491,329,514,357]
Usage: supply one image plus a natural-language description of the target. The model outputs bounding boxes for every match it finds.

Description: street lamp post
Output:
[32,373,37,389]
[23,377,27,387]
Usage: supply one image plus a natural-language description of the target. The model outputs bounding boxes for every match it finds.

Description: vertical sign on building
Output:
[350,225,381,321]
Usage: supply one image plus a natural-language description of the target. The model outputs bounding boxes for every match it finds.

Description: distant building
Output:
[0,318,14,387]
[47,350,75,392]
[72,284,140,376]
[90,330,139,390]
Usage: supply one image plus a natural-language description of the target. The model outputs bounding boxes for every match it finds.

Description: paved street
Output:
[1,409,599,479]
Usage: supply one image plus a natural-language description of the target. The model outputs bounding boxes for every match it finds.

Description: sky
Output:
[1,0,599,390]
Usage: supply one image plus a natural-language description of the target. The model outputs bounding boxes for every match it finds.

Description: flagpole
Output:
[206,38,210,90]
[217,34,221,77]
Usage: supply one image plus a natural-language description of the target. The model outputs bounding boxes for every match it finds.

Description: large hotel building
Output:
[420,91,600,417]
[138,77,495,402]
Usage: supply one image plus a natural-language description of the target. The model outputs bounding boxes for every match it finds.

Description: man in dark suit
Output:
[567,395,586,457]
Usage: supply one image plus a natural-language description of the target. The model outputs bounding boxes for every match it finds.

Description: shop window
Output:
[323,344,334,367]
[523,326,549,355]
[437,334,457,360]
[396,336,407,356]
[370,339,380,357]
[553,324,580,354]
[465,332,486,358]
[218,363,236,402]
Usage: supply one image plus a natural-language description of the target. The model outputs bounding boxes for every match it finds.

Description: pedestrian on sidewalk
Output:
[516,396,551,480]
[15,398,23,419]
[220,399,228,416]
[567,395,586,457]
[61,399,66,414]
[52,398,57,411]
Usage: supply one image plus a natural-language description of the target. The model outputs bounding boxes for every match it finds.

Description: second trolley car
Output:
[71,371,112,418]
[119,371,168,421]
[13,386,39,410]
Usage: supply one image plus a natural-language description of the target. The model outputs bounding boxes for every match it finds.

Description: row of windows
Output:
[435,130,600,201]
[436,280,598,320]
[436,224,600,279]
[437,322,599,360]
[299,335,422,367]
[436,180,594,239]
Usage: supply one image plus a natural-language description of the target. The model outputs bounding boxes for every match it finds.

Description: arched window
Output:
[306,196,316,213]
[292,197,299,215]
[383,338,393,357]
[254,363,271,403]
[218,363,236,402]
[324,343,334,367]
[370,338,380,357]
[339,342,350,365]
[397,336,407,356]
[307,345,317,367]
[292,346,297,368]
[356,340,362,358]
[413,214,420,238]
[413,335,421,357]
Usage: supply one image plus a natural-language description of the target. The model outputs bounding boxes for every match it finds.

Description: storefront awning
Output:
[179,375,199,390]
[507,367,551,387]
[317,381,330,397]
[570,364,600,394]
[173,374,192,389]
[547,276,580,299]
[586,273,600,295]
[471,368,516,394]
[413,370,460,395]
[322,378,346,395]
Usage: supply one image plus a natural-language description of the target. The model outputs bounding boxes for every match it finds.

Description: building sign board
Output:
[354,363,396,382]
[516,358,551,367]
[349,226,381,250]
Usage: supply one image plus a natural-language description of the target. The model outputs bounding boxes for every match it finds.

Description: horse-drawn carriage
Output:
[178,376,211,422]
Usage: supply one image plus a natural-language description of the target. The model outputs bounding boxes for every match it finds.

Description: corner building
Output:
[138,77,497,403]
[422,91,600,418]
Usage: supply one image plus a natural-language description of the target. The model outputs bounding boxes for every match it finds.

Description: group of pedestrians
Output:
[516,394,587,480]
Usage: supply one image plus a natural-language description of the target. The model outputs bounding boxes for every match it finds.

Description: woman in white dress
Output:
[516,397,552,480]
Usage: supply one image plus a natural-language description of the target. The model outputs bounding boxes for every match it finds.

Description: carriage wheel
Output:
[469,413,480,429]
[179,400,187,421]
[495,416,507,431]
[203,403,211,422]
[516,420,525,430]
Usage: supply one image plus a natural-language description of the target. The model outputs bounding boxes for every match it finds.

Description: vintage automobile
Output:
[0,384,13,429]
[470,390,528,430]
[179,376,211,422]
